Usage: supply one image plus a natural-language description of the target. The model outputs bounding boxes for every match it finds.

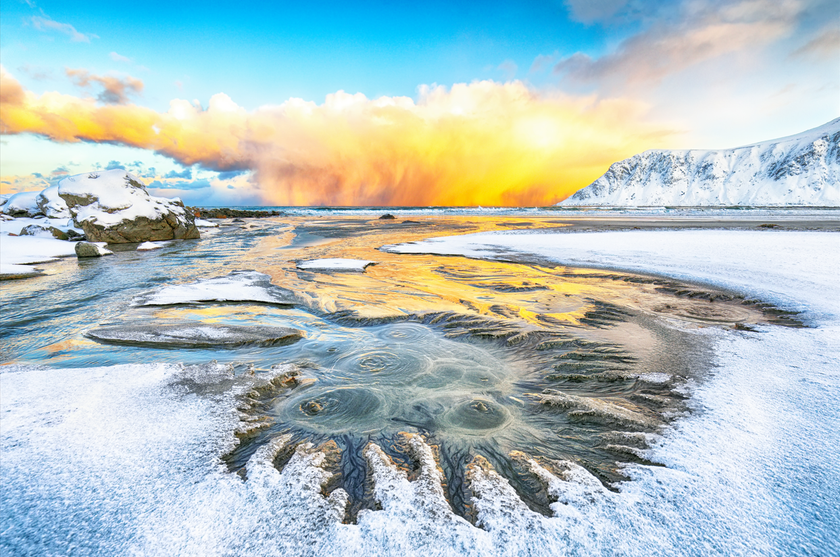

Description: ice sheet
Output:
[133,270,296,306]
[136,241,165,250]
[297,258,375,272]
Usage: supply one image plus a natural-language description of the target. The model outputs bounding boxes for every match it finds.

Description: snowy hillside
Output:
[561,118,840,206]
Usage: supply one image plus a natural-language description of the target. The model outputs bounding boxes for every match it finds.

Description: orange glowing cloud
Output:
[0,66,674,206]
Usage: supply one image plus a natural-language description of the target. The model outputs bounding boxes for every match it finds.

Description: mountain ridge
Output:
[560,118,840,206]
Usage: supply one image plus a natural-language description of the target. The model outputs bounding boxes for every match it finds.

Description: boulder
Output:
[36,185,71,219]
[58,169,200,243]
[75,241,114,258]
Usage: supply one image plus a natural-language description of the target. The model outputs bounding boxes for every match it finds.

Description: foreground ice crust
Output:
[3,229,839,555]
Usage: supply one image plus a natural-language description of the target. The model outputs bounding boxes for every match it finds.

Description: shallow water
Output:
[1,215,789,523]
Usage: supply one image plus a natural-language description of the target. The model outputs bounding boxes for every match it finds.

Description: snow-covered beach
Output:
[2,211,839,556]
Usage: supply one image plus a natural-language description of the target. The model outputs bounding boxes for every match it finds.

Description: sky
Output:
[1,0,838,206]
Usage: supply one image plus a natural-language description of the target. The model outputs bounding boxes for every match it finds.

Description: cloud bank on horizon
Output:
[0,0,837,206]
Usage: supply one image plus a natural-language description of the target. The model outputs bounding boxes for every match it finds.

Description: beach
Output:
[2,210,839,556]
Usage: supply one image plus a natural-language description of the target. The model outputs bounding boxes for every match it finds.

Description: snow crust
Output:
[297,258,375,272]
[0,235,77,277]
[562,118,840,206]
[58,169,187,227]
[133,270,296,306]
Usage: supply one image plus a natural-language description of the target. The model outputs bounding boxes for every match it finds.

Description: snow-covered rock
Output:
[1,191,43,217]
[561,118,840,206]
[58,169,200,243]
[35,185,71,219]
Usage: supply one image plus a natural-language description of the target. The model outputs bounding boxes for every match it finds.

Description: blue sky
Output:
[1,0,838,205]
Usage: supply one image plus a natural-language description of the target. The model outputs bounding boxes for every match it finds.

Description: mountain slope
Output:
[560,118,840,206]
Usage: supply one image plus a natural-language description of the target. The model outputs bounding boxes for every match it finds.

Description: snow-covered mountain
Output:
[560,118,840,206]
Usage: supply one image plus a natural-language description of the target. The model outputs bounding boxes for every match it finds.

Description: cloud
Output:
[0,173,49,194]
[564,0,637,24]
[0,66,676,206]
[17,64,53,81]
[30,16,97,43]
[497,60,518,79]
[104,160,125,170]
[110,52,132,64]
[216,169,247,180]
[792,26,840,59]
[529,54,556,74]
[555,0,803,87]
[148,178,211,190]
[165,168,192,179]
[65,68,144,104]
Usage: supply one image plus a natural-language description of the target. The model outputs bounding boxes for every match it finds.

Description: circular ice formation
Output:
[280,387,389,433]
[437,396,512,434]
[377,322,432,343]
[338,349,431,385]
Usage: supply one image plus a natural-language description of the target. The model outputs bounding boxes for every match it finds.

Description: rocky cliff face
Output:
[561,118,840,206]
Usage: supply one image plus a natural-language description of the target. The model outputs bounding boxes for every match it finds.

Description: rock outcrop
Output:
[58,170,200,243]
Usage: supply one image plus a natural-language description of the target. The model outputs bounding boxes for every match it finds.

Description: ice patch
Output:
[86,323,304,348]
[297,258,375,272]
[136,241,165,250]
[195,218,219,227]
[133,270,296,306]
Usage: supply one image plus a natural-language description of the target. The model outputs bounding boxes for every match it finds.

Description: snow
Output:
[562,118,840,206]
[133,270,296,306]
[0,235,78,277]
[136,241,165,250]
[297,258,375,272]
[195,218,219,227]
[58,169,188,227]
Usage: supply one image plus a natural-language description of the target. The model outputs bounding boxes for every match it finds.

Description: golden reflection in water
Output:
[235,215,770,335]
